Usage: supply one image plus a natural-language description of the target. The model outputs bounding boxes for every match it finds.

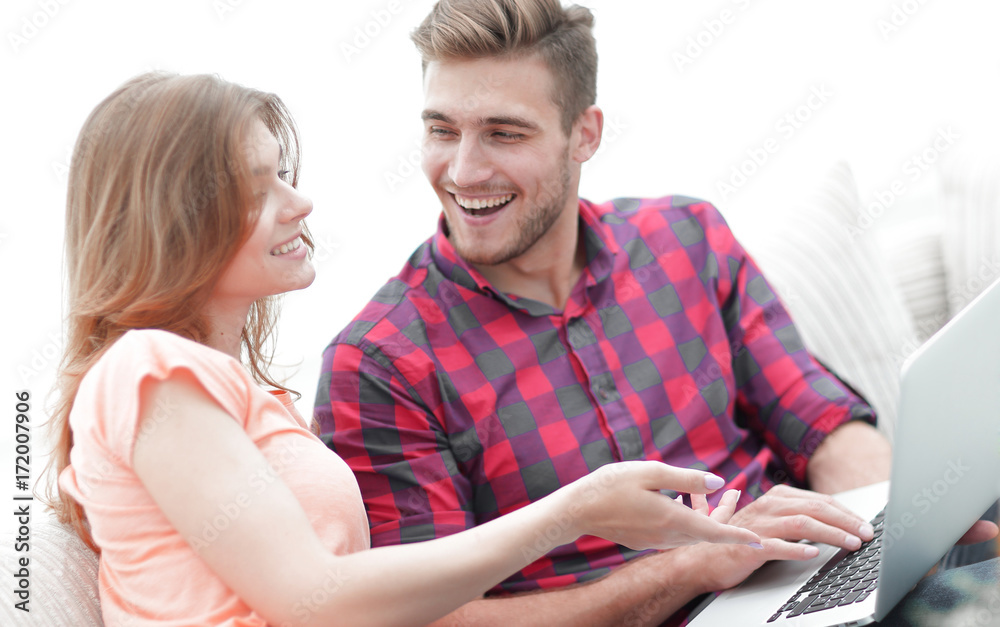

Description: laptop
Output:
[689,276,1000,626]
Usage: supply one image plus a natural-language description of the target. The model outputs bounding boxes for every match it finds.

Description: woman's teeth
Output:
[271,237,302,256]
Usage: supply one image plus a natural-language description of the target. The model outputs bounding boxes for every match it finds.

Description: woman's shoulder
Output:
[84,329,245,396]
[111,328,216,355]
[100,329,232,369]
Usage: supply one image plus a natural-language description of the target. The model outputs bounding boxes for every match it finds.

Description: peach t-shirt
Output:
[60,329,370,626]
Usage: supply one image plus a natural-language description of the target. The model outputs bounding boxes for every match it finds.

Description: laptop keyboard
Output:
[766,508,886,622]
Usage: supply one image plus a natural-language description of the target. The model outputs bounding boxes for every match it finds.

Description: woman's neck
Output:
[202,298,251,359]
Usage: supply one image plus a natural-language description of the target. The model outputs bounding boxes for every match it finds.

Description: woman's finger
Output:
[636,460,726,494]
[663,507,762,547]
[691,492,710,516]
[709,490,741,523]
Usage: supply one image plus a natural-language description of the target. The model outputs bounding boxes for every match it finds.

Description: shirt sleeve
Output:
[315,341,475,547]
[72,329,252,470]
[698,203,877,485]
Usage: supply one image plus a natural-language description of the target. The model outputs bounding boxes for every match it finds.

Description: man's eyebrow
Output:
[422,110,453,123]
[421,111,539,131]
[481,115,538,131]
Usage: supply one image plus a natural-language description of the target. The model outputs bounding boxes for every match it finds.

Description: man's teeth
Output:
[456,193,514,210]
[271,237,302,256]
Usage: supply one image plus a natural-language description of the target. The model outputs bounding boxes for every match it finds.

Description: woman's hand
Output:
[565,461,762,551]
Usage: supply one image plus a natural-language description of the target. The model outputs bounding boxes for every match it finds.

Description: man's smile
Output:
[453,192,516,217]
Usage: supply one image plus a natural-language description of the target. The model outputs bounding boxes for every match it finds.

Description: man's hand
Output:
[681,484,874,593]
[681,483,998,595]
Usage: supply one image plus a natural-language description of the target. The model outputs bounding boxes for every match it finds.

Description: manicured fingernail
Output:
[847,535,862,549]
[860,523,874,538]
[705,474,725,490]
[804,545,820,558]
[747,542,764,550]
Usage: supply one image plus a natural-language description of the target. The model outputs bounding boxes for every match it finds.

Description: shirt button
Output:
[598,388,609,400]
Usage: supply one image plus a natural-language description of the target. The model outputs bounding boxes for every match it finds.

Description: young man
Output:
[315,1,897,624]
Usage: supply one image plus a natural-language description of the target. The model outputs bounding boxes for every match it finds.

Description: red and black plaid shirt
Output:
[315,196,875,595]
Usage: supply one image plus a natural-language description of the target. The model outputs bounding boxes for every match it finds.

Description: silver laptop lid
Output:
[875,276,1000,619]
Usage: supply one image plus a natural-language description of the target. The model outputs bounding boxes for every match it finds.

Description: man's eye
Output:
[494,131,523,140]
[278,169,291,182]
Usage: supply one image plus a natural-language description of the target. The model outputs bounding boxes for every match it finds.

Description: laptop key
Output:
[788,594,820,617]
[819,549,851,572]
[804,599,842,614]
[839,590,863,606]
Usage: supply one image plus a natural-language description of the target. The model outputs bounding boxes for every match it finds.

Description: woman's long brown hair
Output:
[44,72,313,551]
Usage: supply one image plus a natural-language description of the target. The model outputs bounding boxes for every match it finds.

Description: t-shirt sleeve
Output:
[72,329,252,468]
[696,203,877,485]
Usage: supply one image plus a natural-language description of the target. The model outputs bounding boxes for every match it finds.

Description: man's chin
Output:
[454,245,515,267]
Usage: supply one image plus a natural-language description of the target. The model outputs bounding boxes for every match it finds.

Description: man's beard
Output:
[450,154,572,267]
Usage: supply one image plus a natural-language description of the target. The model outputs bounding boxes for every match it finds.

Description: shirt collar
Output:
[429,199,620,316]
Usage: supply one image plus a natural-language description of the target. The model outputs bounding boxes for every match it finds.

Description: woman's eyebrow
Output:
[251,146,284,177]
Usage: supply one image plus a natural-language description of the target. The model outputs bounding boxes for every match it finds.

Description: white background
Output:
[1,0,998,540]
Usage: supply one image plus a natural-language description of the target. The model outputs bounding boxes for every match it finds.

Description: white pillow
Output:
[941,150,1000,316]
[728,162,918,441]
[876,215,949,343]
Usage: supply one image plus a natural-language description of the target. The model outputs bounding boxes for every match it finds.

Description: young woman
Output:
[47,72,761,627]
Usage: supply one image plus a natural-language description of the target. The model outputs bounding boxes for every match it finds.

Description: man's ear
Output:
[571,105,604,163]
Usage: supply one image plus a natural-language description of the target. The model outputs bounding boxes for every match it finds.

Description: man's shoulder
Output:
[586,194,727,229]
[584,194,731,247]
[328,239,438,351]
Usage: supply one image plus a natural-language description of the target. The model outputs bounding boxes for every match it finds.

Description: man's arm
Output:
[428,547,708,627]
[806,420,891,494]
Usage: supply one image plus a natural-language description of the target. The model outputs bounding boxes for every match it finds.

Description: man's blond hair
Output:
[411,0,598,134]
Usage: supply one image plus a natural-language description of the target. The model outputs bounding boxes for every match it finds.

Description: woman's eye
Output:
[277,169,291,182]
